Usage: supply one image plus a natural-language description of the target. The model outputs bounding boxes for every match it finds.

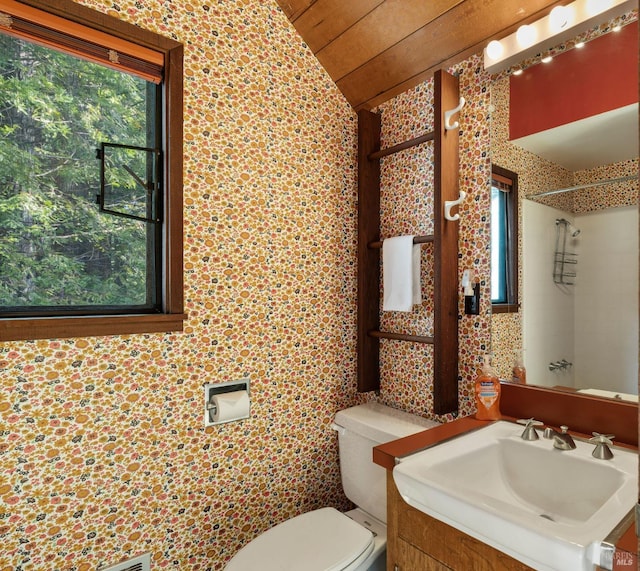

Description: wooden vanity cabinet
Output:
[386,472,534,571]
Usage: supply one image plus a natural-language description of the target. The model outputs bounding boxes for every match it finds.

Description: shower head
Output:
[556,218,581,237]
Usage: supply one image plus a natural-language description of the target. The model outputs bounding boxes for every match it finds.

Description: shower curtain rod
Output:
[528,174,637,198]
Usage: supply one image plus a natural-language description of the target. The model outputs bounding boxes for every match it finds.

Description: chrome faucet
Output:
[548,359,573,371]
[543,425,576,450]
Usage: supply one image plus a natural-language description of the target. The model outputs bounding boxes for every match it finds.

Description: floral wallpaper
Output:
[1,1,358,569]
[0,1,494,570]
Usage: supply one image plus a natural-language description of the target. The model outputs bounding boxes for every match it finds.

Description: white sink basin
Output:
[393,421,637,571]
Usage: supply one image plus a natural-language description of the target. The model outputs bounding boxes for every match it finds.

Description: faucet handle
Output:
[590,432,614,460]
[590,432,614,444]
[517,418,543,440]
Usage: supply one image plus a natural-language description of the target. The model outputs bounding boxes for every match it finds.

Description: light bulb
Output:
[486,40,504,60]
[516,24,537,48]
[541,55,553,63]
[575,41,585,48]
[549,5,569,31]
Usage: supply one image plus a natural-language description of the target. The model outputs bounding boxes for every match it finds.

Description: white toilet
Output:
[225,401,439,571]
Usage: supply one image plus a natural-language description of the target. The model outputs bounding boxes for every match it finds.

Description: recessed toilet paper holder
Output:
[204,379,251,426]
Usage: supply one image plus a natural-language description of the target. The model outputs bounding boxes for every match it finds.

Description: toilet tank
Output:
[333,401,439,524]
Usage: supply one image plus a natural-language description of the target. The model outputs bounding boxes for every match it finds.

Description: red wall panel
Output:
[510,22,638,140]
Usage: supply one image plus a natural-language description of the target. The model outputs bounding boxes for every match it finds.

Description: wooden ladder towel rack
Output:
[357,69,460,415]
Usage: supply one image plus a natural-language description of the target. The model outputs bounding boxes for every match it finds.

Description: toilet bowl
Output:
[224,507,383,571]
[225,402,438,571]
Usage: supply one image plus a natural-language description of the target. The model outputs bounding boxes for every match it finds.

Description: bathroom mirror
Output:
[489,14,639,400]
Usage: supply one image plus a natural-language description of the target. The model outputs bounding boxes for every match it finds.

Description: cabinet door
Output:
[392,537,452,571]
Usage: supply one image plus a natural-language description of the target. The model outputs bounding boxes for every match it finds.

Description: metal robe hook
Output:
[444,191,466,221]
[444,96,466,131]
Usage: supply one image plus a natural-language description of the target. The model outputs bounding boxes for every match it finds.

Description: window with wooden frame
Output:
[491,165,518,313]
[0,0,184,341]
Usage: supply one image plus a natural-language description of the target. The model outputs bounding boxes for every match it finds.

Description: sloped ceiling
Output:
[275,0,565,110]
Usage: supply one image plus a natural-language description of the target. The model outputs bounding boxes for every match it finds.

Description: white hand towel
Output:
[383,235,422,312]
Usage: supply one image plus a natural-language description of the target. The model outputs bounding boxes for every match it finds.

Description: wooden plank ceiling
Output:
[275,0,565,110]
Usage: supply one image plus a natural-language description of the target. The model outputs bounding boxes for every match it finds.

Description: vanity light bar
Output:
[483,0,636,73]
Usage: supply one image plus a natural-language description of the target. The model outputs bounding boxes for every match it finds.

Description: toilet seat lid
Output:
[225,507,374,571]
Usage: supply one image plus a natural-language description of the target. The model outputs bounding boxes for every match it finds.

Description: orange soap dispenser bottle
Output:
[474,354,501,420]
[511,349,527,385]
